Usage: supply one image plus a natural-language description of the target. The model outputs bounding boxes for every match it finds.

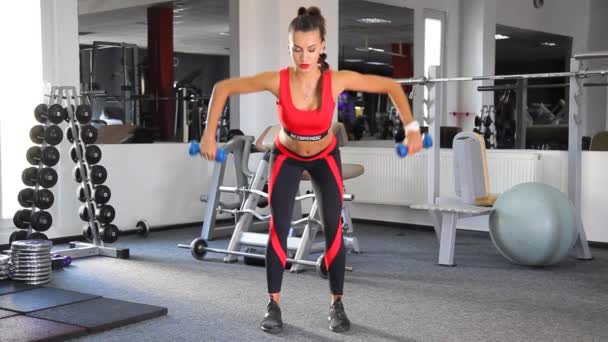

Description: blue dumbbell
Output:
[188,140,227,163]
[395,134,433,158]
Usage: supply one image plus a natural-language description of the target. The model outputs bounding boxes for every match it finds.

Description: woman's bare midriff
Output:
[278,130,334,156]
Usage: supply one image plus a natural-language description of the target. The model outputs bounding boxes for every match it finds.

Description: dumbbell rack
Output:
[48,86,129,260]
[9,98,63,243]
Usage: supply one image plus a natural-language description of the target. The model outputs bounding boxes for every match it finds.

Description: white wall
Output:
[0,2,45,219]
[585,0,608,136]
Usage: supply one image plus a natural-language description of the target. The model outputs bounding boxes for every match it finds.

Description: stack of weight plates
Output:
[0,255,10,280]
[9,240,53,285]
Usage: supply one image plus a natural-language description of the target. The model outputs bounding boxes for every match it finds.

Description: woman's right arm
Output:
[200,71,279,160]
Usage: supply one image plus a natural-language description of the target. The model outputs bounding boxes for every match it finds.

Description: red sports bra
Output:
[276,67,335,141]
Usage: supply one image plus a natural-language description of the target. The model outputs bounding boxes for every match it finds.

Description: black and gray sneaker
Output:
[328,299,351,332]
[260,299,283,334]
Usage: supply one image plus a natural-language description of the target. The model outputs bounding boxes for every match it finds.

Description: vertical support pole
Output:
[568,58,593,260]
[426,66,441,205]
[147,5,174,141]
[515,78,528,149]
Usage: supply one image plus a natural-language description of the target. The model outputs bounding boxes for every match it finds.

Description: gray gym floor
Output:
[44,222,608,342]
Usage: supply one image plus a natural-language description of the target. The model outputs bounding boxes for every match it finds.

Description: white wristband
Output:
[404,120,420,135]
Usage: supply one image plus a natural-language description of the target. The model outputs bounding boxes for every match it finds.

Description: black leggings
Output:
[266,136,346,295]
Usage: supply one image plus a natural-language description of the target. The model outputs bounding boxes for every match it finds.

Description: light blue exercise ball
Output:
[489,182,578,266]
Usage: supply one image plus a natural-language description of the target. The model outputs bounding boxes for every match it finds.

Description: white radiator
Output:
[341,148,542,205]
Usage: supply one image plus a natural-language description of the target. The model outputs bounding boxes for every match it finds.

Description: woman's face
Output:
[289,29,324,73]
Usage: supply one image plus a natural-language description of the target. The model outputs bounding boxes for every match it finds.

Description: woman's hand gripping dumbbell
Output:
[395,133,433,157]
[188,140,227,163]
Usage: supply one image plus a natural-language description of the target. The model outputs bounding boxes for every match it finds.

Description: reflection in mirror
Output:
[338,0,414,145]
[78,1,230,143]
[491,25,572,150]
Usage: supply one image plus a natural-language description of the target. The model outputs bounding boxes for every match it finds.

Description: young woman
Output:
[199,6,423,334]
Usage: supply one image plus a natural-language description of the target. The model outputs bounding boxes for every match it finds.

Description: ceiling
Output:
[78,0,414,70]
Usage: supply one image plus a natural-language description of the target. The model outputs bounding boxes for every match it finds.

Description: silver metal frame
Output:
[49,86,129,260]
[404,54,608,264]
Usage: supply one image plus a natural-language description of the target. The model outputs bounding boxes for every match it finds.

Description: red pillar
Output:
[147,6,174,141]
[391,43,413,94]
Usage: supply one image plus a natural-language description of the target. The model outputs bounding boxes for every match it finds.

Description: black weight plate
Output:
[28,232,48,240]
[26,146,42,165]
[80,125,98,144]
[96,205,115,224]
[100,224,119,243]
[78,204,91,221]
[13,210,30,229]
[9,230,28,246]
[47,104,67,124]
[85,145,102,164]
[72,164,88,183]
[70,145,83,163]
[22,167,39,187]
[34,104,49,123]
[43,125,63,145]
[40,146,60,167]
[75,104,92,124]
[89,165,107,184]
[17,188,35,208]
[93,185,111,205]
[31,211,52,232]
[38,168,58,188]
[65,126,78,143]
[34,189,54,210]
[29,125,45,144]
[76,184,91,202]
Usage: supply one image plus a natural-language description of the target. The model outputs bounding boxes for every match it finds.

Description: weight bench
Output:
[411,132,495,266]
[217,122,363,273]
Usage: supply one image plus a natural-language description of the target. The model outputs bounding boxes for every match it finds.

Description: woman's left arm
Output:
[334,70,422,153]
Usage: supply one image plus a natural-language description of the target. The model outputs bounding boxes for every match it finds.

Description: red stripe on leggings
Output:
[323,155,344,269]
[268,154,287,267]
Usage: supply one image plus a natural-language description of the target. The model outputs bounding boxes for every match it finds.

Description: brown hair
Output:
[289,6,329,72]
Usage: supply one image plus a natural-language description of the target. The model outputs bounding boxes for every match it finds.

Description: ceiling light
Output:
[343,59,363,63]
[541,41,557,47]
[495,34,510,40]
[219,32,230,36]
[365,61,391,66]
[357,18,392,24]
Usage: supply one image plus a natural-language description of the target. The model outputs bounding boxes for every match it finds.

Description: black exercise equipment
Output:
[21,167,58,188]
[79,125,98,144]
[186,238,346,278]
[29,125,63,145]
[70,145,102,164]
[99,224,120,243]
[13,209,52,231]
[17,188,54,210]
[65,126,78,143]
[26,146,60,167]
[75,104,92,124]
[79,204,115,224]
[9,230,28,245]
[72,164,107,184]
[77,184,111,204]
[34,103,66,124]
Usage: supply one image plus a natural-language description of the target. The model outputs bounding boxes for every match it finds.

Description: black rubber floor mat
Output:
[0,315,87,342]
[0,308,18,319]
[28,297,168,333]
[0,280,39,296]
[0,287,99,313]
